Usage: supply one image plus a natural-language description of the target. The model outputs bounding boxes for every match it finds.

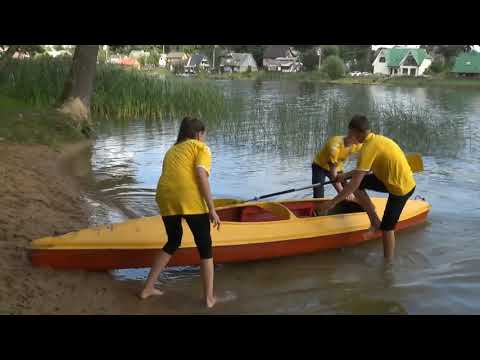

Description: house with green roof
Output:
[372,47,433,77]
[451,52,480,77]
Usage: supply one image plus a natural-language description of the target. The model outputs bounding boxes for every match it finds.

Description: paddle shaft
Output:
[243,153,422,203]
[247,178,345,202]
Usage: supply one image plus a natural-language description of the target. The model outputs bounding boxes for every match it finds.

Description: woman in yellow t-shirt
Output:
[140,117,221,309]
[312,135,362,199]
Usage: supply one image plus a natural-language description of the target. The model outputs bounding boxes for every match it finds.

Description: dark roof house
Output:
[263,45,302,72]
[185,53,210,73]
[263,45,298,59]
[219,53,258,73]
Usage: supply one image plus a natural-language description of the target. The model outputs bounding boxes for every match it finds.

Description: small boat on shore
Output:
[29,197,431,271]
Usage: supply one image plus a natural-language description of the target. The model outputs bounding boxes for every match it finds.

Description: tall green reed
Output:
[1,58,227,121]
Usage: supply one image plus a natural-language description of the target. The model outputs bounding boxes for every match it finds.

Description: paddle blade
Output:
[407,153,424,173]
[213,198,244,208]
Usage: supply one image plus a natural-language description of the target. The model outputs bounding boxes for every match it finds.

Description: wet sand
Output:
[0,142,194,315]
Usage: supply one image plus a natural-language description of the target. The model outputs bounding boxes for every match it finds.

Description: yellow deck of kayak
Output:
[30,198,431,251]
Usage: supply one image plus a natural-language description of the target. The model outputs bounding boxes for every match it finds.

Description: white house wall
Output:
[372,50,390,75]
[418,58,432,75]
[241,56,258,72]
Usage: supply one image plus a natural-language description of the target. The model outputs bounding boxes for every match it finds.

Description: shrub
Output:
[321,55,346,80]
[301,49,321,71]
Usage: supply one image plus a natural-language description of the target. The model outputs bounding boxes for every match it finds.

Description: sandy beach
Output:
[0,142,187,315]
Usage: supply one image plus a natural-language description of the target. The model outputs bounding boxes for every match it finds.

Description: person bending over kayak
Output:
[312,133,362,199]
[140,116,221,308]
[317,115,416,263]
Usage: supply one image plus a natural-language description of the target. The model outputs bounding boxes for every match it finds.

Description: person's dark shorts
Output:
[359,174,415,231]
[162,213,212,259]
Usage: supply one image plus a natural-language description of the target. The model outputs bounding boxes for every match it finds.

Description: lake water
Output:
[86,80,480,314]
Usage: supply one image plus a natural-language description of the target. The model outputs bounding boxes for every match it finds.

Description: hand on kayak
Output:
[210,209,221,230]
[316,200,334,216]
[346,193,356,202]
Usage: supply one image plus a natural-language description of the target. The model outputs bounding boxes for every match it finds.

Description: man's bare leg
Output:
[353,189,381,230]
[383,230,395,263]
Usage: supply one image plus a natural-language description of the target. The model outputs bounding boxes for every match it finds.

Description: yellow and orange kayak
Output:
[29,197,431,270]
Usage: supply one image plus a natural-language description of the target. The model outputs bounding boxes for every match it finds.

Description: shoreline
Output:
[0,140,186,315]
[166,70,480,88]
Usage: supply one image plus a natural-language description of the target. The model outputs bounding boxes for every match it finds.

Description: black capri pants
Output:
[162,213,212,259]
[359,174,415,231]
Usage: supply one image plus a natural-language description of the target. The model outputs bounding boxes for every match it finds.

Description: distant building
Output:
[219,52,258,73]
[372,47,432,76]
[159,53,167,68]
[12,52,31,60]
[184,53,211,73]
[166,52,189,71]
[451,51,480,77]
[129,50,150,59]
[118,57,141,69]
[263,45,302,72]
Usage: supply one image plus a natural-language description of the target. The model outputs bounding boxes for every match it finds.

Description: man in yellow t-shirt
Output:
[317,115,416,263]
[312,135,362,199]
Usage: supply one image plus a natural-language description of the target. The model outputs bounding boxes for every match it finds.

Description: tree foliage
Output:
[420,45,477,67]
[321,45,340,59]
[339,45,373,72]
[301,48,320,71]
[321,55,345,79]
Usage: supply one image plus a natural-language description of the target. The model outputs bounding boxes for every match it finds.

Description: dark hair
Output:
[175,116,206,144]
[348,114,370,132]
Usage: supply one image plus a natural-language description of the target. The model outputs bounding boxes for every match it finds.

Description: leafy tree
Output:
[420,45,477,68]
[321,45,340,59]
[301,48,320,71]
[0,45,46,72]
[321,55,345,80]
[339,45,373,72]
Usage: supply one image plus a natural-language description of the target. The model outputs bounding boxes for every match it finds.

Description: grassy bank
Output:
[1,58,226,121]
[0,95,86,147]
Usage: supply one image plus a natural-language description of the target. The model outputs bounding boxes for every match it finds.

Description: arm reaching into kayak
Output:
[329,163,343,194]
[317,170,367,213]
[331,167,356,202]
[196,167,221,230]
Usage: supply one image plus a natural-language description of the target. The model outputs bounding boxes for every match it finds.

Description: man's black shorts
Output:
[359,174,415,231]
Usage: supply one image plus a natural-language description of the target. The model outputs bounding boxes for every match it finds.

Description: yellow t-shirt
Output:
[156,139,212,216]
[314,136,363,172]
[356,133,416,196]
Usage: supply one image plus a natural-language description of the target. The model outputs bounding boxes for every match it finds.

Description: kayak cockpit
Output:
[280,200,365,218]
[216,200,365,222]
[217,202,293,222]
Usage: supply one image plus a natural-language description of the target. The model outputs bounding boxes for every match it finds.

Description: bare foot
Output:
[362,226,380,241]
[139,288,164,300]
[206,296,216,309]
[205,291,237,308]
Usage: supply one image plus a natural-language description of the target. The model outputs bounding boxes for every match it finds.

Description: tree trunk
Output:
[58,45,99,122]
[0,45,20,73]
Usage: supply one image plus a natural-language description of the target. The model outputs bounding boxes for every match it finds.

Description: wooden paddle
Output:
[214,153,424,207]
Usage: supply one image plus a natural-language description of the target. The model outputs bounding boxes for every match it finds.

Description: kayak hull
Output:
[29,198,430,270]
